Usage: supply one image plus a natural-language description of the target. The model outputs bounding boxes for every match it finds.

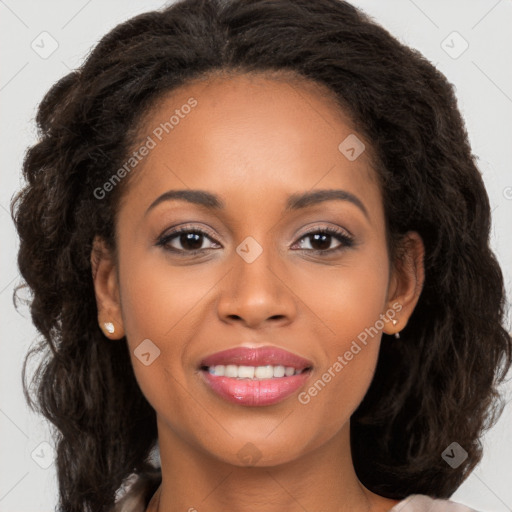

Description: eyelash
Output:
[155,225,355,256]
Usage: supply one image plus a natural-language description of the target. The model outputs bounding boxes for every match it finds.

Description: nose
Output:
[216,244,297,329]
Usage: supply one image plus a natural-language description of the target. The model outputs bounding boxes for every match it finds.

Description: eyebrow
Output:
[145,188,369,219]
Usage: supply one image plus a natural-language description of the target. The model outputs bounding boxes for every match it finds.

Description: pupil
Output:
[311,233,331,250]
[181,232,203,250]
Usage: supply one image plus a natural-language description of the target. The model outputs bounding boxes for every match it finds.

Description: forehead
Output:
[118,72,382,220]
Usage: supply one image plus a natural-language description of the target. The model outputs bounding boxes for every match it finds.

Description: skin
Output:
[91,72,424,512]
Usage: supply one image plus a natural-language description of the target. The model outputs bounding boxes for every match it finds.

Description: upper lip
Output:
[199,346,313,370]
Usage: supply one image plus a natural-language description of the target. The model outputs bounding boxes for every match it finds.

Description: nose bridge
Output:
[216,233,295,326]
[233,234,281,303]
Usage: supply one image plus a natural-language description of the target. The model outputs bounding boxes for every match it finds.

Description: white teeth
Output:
[238,365,255,379]
[273,365,285,378]
[285,366,295,377]
[207,364,306,379]
[225,364,238,378]
[254,365,273,379]
[211,364,225,376]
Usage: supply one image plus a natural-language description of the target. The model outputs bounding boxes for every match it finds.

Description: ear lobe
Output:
[383,231,425,336]
[91,235,125,339]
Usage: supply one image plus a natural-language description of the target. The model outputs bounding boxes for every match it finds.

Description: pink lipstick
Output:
[198,346,313,406]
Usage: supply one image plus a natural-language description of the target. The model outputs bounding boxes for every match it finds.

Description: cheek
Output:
[120,248,216,342]
[291,249,389,414]
[116,253,223,446]
[292,246,390,343]
[117,250,217,405]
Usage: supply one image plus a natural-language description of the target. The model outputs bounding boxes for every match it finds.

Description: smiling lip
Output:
[201,370,312,406]
[198,346,313,407]
[199,346,313,369]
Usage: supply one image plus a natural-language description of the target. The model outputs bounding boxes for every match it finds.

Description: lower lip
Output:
[200,369,312,406]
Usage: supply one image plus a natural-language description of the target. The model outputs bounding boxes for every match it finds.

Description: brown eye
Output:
[293,227,354,254]
[176,232,205,251]
[157,227,221,254]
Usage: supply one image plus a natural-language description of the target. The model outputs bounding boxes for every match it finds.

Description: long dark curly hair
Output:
[11,0,512,510]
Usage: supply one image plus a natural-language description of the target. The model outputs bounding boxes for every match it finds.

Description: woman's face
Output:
[93,72,423,467]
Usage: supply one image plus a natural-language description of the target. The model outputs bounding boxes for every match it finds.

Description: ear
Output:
[383,231,425,336]
[91,235,125,339]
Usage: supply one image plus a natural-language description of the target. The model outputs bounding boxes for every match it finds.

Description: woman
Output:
[11,0,511,511]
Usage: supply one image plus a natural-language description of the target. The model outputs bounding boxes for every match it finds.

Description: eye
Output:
[156,226,221,255]
[292,227,354,254]
[156,225,354,256]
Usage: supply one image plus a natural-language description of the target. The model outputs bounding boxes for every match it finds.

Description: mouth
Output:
[198,346,313,406]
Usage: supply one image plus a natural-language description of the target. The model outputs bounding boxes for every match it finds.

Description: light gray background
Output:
[1,1,511,511]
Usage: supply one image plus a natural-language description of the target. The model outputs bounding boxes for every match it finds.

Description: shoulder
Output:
[390,494,479,511]
[113,470,161,512]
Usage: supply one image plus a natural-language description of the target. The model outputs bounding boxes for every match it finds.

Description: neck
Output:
[149,417,398,512]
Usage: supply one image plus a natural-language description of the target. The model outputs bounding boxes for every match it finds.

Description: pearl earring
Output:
[103,322,115,334]
[392,319,400,339]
